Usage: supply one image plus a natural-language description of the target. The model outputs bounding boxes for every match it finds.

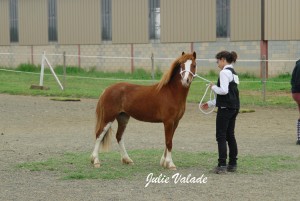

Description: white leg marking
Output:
[118,138,133,164]
[91,136,103,168]
[103,122,113,134]
[166,149,176,169]
[160,148,166,166]
[91,122,112,168]
[160,148,176,170]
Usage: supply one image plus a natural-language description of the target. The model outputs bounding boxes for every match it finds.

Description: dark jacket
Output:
[216,68,240,109]
[291,59,300,93]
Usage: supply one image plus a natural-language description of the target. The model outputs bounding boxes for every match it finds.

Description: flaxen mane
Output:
[156,53,193,91]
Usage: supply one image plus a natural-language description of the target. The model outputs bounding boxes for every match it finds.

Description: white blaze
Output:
[183,60,192,80]
[181,59,193,87]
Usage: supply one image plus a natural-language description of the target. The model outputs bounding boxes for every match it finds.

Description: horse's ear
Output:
[193,51,196,59]
[182,52,185,55]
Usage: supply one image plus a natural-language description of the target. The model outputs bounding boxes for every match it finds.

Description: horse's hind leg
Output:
[91,122,112,168]
[116,113,133,165]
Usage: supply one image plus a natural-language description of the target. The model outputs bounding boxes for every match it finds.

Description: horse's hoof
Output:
[165,161,176,170]
[94,163,101,168]
[92,157,101,168]
[90,155,94,164]
[168,166,177,171]
[122,158,134,165]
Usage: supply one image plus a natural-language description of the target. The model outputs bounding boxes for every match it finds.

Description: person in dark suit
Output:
[201,51,240,173]
[291,59,300,145]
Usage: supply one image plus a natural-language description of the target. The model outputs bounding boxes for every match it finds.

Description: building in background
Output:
[0,0,300,76]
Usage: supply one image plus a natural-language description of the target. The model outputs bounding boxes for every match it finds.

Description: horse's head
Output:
[156,51,197,91]
[179,51,197,87]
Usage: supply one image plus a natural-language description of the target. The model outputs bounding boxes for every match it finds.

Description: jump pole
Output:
[30,51,64,90]
[30,52,48,90]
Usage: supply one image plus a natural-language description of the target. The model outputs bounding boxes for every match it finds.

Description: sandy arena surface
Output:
[0,94,299,201]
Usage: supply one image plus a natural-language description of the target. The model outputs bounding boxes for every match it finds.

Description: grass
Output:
[16,149,300,180]
[0,63,294,107]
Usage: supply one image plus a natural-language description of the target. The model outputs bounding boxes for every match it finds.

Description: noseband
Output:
[179,60,197,80]
[180,68,197,79]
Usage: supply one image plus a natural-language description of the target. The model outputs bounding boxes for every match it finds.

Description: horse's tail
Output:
[95,98,112,152]
[100,126,112,152]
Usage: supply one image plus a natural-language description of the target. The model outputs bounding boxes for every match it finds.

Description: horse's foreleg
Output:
[160,121,178,170]
[116,113,133,165]
[91,122,112,168]
[160,148,176,170]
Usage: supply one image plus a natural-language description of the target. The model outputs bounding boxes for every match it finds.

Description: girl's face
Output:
[216,58,227,69]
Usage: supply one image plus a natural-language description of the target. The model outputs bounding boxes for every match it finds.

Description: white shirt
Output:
[207,64,239,107]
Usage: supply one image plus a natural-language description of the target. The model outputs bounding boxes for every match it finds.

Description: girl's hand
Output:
[200,103,209,110]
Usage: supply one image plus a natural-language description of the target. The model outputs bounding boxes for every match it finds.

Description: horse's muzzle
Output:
[181,78,192,87]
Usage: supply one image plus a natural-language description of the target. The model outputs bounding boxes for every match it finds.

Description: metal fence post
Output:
[131,44,134,73]
[151,53,154,80]
[39,51,45,87]
[63,51,66,90]
[261,55,267,102]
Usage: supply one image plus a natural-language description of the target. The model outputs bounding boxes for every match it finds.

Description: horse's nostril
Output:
[187,78,190,83]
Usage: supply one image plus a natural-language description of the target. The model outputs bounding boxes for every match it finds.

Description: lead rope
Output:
[180,68,216,115]
[193,74,216,115]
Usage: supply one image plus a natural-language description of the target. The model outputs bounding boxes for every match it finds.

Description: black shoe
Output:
[211,166,227,174]
[296,140,300,145]
[227,164,237,172]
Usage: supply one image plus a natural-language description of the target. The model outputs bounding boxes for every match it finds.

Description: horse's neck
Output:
[166,74,190,102]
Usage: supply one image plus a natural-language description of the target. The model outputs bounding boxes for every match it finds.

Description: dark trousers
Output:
[292,93,300,114]
[216,107,239,166]
[292,93,300,140]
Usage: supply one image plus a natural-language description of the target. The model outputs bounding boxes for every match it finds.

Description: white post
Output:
[38,51,64,90]
[39,51,45,86]
[44,56,64,90]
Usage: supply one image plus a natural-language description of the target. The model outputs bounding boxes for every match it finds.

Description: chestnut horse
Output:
[91,52,197,170]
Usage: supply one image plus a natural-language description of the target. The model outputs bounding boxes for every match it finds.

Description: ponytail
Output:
[230,51,238,63]
[215,51,238,64]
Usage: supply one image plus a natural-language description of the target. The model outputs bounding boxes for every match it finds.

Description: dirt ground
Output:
[0,94,299,201]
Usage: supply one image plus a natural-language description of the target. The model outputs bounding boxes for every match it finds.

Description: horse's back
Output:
[99,82,156,107]
[99,82,163,122]
[100,82,131,103]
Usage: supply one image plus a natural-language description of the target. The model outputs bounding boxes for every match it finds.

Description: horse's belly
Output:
[126,106,162,123]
